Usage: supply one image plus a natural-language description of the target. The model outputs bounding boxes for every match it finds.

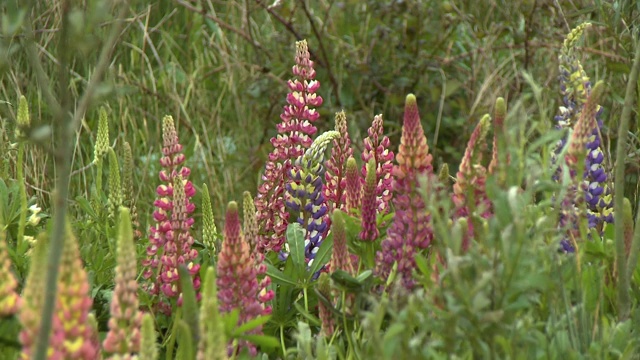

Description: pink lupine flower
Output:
[361,114,394,214]
[344,156,361,214]
[255,39,323,253]
[21,224,99,360]
[0,224,20,317]
[19,235,48,359]
[452,115,492,251]
[217,202,273,356]
[359,158,379,242]
[376,94,433,290]
[142,115,200,315]
[325,111,354,212]
[103,208,143,357]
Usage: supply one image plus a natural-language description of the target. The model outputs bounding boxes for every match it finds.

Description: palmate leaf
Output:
[286,223,307,280]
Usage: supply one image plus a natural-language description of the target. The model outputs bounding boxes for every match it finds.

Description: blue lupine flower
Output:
[285,131,340,263]
[554,23,613,252]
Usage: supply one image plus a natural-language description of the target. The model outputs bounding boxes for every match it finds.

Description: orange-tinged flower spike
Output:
[52,223,100,359]
[103,208,143,357]
[19,233,50,359]
[452,115,492,250]
[488,97,507,176]
[317,273,334,337]
[331,209,354,275]
[243,191,259,252]
[359,158,379,242]
[377,94,434,290]
[217,202,272,356]
[325,111,354,212]
[361,114,394,214]
[0,218,20,316]
[344,156,361,214]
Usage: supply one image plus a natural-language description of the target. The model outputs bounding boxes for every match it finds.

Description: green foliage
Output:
[2,0,640,359]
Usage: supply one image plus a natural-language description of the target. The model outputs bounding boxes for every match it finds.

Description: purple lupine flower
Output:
[361,114,394,214]
[255,39,323,254]
[142,115,200,315]
[559,81,605,252]
[554,23,613,237]
[376,95,433,290]
[286,131,340,264]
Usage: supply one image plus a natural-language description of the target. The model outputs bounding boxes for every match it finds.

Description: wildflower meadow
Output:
[2,1,640,359]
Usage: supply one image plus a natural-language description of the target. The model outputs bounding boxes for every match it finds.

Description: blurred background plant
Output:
[1,0,640,359]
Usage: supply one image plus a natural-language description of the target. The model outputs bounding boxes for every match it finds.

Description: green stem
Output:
[17,143,27,254]
[303,286,309,313]
[280,324,287,357]
[614,35,640,322]
[31,2,129,359]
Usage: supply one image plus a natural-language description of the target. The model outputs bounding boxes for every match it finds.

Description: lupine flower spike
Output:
[344,156,361,214]
[217,202,273,356]
[377,94,433,290]
[122,142,142,240]
[243,191,272,300]
[555,23,613,235]
[108,148,123,221]
[143,115,200,315]
[488,97,508,183]
[331,209,354,275]
[243,191,259,252]
[19,233,49,359]
[559,81,605,252]
[286,131,340,264]
[93,107,110,212]
[317,273,335,337]
[452,115,492,250]
[360,158,379,242]
[325,111,354,212]
[0,217,20,317]
[197,267,228,360]
[23,224,99,359]
[103,208,143,358]
[255,39,323,253]
[361,114,394,214]
[202,183,218,255]
[139,313,158,360]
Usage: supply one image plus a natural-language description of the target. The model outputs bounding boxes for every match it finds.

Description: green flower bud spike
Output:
[139,313,158,360]
[196,267,228,360]
[202,183,218,255]
[108,148,123,221]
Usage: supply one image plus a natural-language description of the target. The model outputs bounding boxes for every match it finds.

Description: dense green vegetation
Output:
[2,0,640,359]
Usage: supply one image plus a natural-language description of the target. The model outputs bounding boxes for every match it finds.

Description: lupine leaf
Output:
[175,320,195,360]
[266,263,297,287]
[286,223,307,280]
[178,265,199,344]
[232,315,272,336]
[239,334,280,350]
